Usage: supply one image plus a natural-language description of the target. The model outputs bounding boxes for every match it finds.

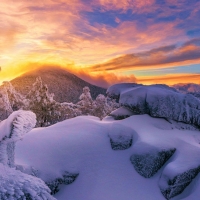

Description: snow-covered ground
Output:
[14,114,200,200]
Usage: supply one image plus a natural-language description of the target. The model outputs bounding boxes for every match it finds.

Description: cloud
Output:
[71,69,137,88]
[137,73,200,85]
[90,38,200,72]
[0,0,199,87]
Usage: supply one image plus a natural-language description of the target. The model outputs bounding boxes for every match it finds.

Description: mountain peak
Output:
[11,66,106,103]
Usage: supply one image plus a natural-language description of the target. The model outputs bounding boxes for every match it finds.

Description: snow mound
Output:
[13,114,200,200]
[107,84,200,127]
[0,163,55,200]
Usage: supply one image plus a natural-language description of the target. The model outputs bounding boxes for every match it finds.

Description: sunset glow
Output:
[0,0,200,87]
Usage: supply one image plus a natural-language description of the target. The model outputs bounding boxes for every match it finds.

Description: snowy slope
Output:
[15,115,200,200]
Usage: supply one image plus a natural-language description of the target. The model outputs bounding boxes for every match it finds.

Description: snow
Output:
[13,114,200,200]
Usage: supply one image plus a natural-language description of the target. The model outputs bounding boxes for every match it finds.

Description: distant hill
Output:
[173,83,200,99]
[11,67,106,103]
[173,83,200,93]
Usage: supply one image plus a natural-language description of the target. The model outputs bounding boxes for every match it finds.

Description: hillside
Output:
[11,67,106,103]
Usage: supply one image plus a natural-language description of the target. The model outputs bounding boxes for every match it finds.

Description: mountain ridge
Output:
[11,66,106,103]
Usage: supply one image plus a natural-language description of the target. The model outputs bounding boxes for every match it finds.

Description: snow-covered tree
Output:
[93,94,109,119]
[2,81,26,111]
[0,110,36,167]
[24,77,57,127]
[0,111,55,199]
[0,86,13,121]
[24,77,81,127]
[77,86,94,115]
[92,94,120,119]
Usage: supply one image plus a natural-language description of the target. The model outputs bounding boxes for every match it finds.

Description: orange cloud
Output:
[0,0,199,89]
[137,74,200,85]
[89,39,200,72]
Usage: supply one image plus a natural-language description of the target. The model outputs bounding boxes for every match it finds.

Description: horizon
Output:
[0,0,200,86]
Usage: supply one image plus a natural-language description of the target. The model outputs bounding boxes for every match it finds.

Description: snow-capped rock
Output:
[108,123,137,150]
[109,107,134,120]
[46,171,79,194]
[107,84,200,127]
[130,142,176,178]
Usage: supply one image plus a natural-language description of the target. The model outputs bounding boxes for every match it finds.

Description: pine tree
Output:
[77,86,93,115]
[24,77,56,127]
[0,86,13,120]
[2,81,26,111]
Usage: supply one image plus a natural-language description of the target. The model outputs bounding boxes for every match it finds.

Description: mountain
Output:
[11,67,106,103]
[173,83,200,93]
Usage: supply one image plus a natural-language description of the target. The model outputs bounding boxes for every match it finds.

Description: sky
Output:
[0,0,200,87]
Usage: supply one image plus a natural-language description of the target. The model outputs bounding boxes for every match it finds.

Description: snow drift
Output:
[14,114,200,200]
